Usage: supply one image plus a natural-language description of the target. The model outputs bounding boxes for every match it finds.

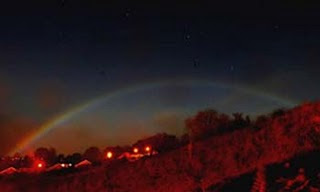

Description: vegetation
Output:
[1,102,320,191]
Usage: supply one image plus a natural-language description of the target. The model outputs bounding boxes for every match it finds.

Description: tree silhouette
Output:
[270,108,287,118]
[65,153,82,164]
[22,155,33,168]
[83,147,102,164]
[185,109,230,140]
[57,154,65,163]
[132,133,179,153]
[34,147,57,166]
[231,113,250,130]
[185,109,230,162]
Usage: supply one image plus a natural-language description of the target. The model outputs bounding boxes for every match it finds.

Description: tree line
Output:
[0,107,290,170]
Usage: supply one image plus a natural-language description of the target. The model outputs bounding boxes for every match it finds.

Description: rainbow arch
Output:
[9,79,298,155]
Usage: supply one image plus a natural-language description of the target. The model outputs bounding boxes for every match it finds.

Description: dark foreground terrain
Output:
[1,102,320,192]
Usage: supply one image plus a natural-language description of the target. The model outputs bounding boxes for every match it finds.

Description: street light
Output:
[106,151,113,159]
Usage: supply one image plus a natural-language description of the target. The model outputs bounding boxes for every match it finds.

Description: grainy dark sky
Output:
[1,0,320,154]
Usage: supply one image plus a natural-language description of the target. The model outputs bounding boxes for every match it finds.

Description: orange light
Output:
[106,151,113,159]
[133,147,139,153]
[145,146,151,152]
[61,163,66,168]
[37,163,43,168]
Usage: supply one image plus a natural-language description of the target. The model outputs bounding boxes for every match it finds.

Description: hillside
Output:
[1,102,320,191]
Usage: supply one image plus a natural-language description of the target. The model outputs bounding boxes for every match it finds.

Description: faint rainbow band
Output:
[9,79,298,155]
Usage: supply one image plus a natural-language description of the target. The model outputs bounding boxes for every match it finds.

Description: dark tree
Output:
[185,109,230,140]
[185,109,230,161]
[133,133,180,153]
[254,115,269,130]
[66,153,82,164]
[180,133,190,145]
[270,108,287,118]
[22,155,34,168]
[57,154,65,163]
[83,147,103,164]
[231,113,251,130]
[34,147,57,166]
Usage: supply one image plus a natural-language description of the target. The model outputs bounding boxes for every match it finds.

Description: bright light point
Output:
[69,163,72,167]
[145,146,151,152]
[133,147,139,153]
[107,151,113,159]
[37,163,43,168]
[61,163,65,167]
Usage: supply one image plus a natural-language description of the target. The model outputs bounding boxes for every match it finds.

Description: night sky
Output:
[1,1,320,155]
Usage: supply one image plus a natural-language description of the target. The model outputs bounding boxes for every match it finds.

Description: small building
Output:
[19,168,34,174]
[75,160,92,168]
[46,163,67,172]
[0,167,18,175]
[118,152,144,162]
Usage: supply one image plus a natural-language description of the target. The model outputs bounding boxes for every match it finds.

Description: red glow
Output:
[37,163,43,168]
[133,147,139,153]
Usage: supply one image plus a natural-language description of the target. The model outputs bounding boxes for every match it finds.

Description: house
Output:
[47,163,72,172]
[118,152,144,162]
[75,160,92,168]
[0,167,18,175]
